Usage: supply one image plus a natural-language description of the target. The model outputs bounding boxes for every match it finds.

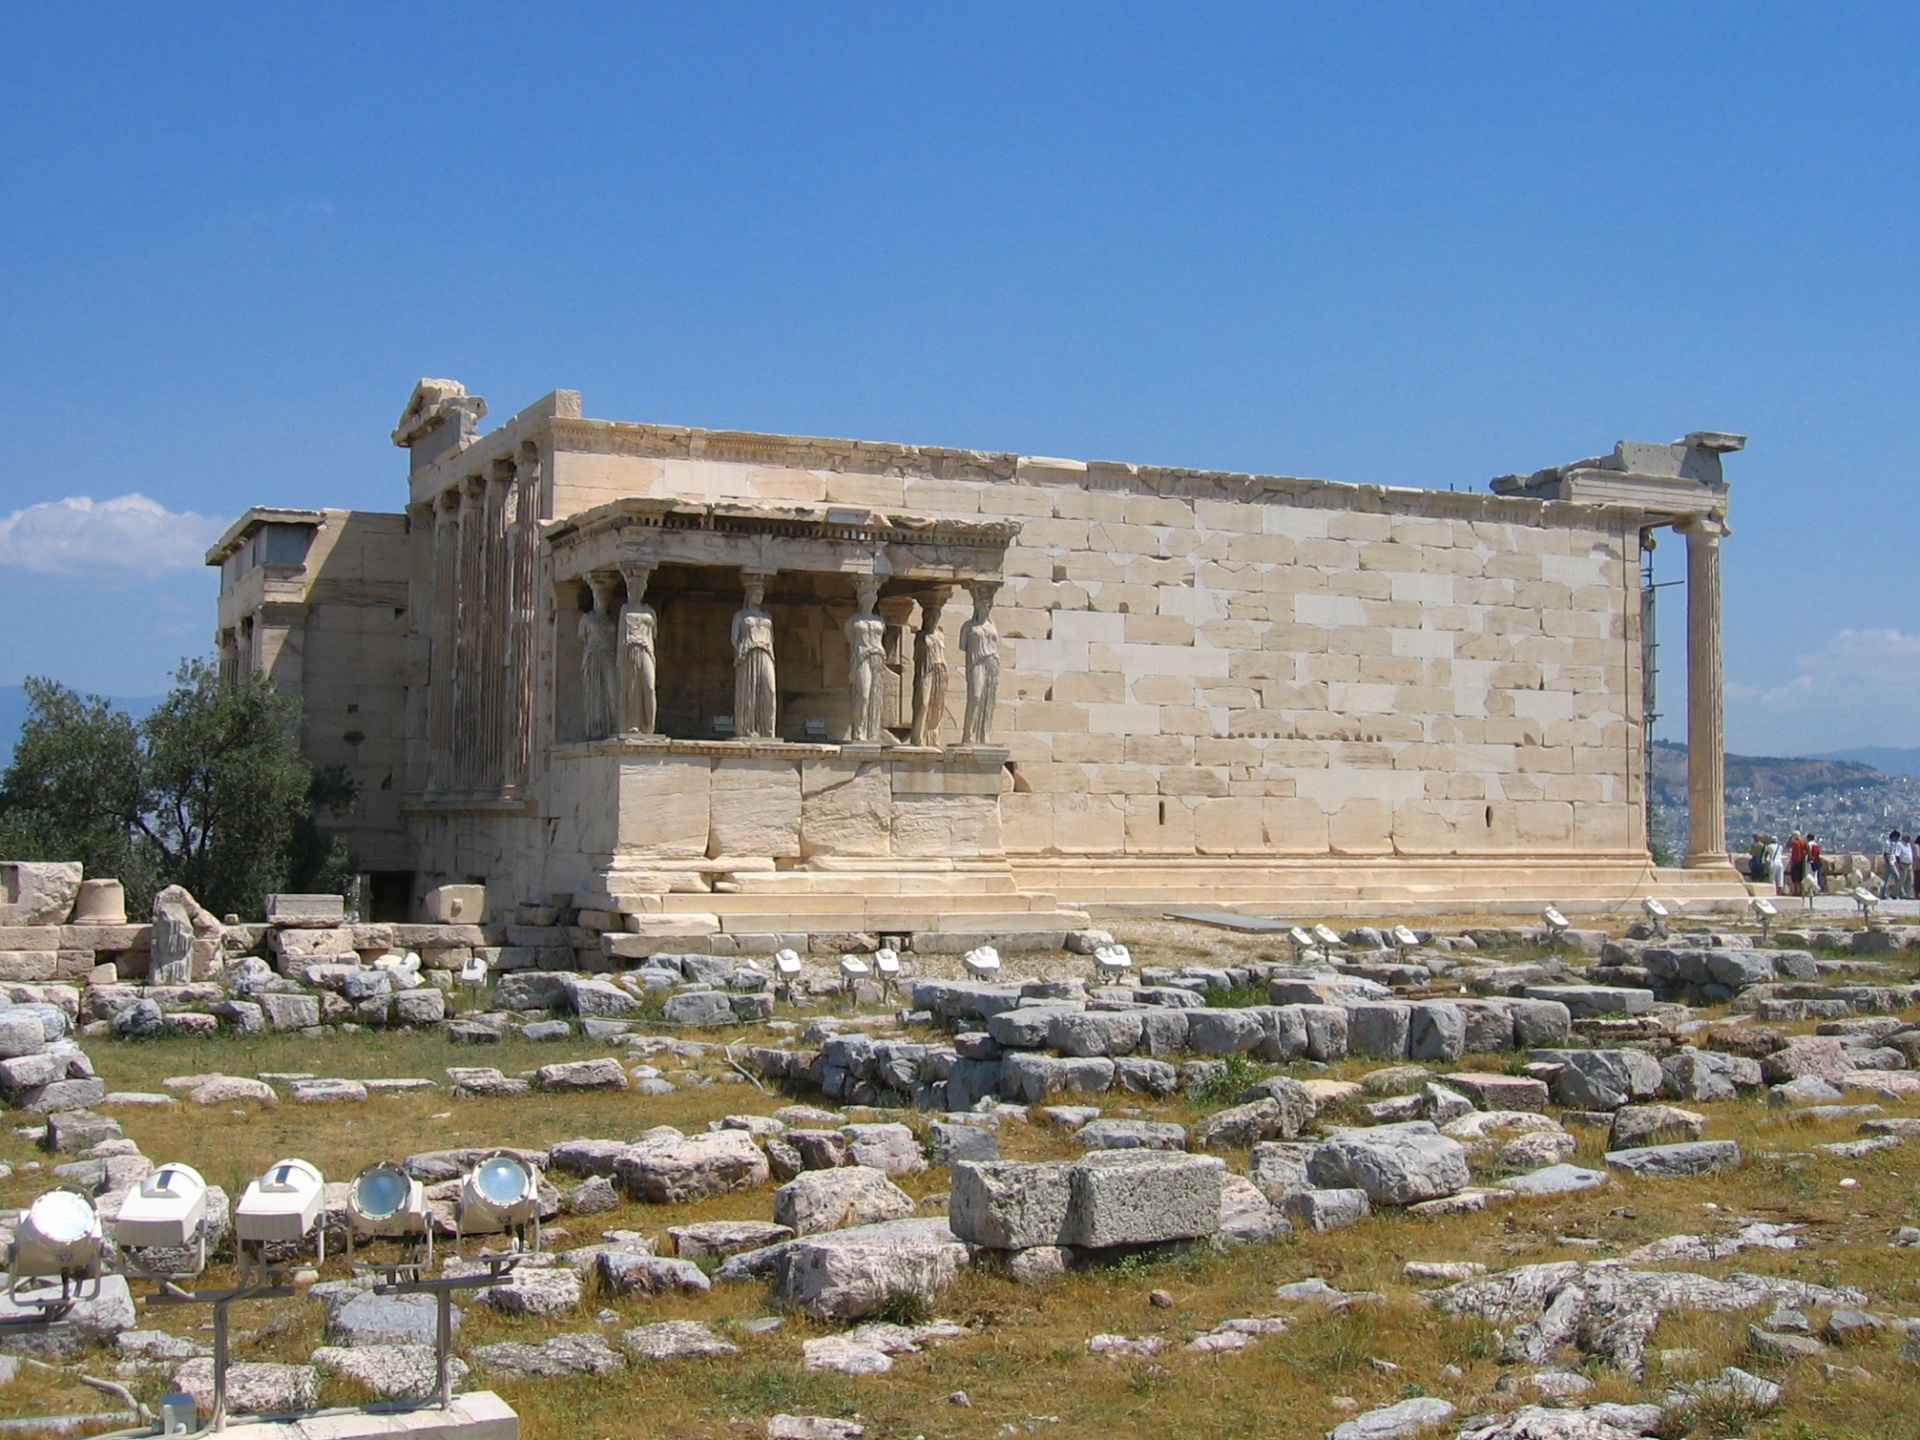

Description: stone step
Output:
[656,890,1064,916]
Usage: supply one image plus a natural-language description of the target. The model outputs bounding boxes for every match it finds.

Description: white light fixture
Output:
[838,954,870,1009]
[457,1151,541,1252]
[459,955,489,986]
[1311,924,1344,949]
[772,947,804,1003]
[1541,906,1570,942]
[346,1162,432,1268]
[114,1163,208,1275]
[1286,926,1316,960]
[873,947,903,996]
[1390,925,1420,953]
[9,1186,103,1300]
[1641,897,1670,939]
[962,945,1001,978]
[1750,894,1779,942]
[1850,886,1880,922]
[1093,943,1132,977]
[235,1158,326,1278]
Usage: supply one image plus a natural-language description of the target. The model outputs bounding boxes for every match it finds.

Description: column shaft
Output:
[1683,518,1728,868]
[428,494,458,791]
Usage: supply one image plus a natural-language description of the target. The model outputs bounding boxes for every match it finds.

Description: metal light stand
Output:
[149,1273,297,1432]
[370,1255,521,1410]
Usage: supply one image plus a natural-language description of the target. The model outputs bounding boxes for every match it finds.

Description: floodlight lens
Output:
[353,1165,408,1221]
[27,1190,95,1248]
[476,1156,531,1207]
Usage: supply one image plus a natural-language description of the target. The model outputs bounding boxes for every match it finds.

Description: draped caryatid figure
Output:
[578,574,620,741]
[618,562,658,735]
[731,573,778,739]
[960,581,1000,746]
[910,586,951,747]
[846,576,887,743]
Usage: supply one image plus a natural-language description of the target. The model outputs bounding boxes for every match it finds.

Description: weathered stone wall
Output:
[544,441,1644,864]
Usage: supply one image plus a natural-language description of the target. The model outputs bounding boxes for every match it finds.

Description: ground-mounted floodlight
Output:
[114,1162,209,1278]
[1093,943,1132,979]
[839,954,871,1010]
[962,945,1001,979]
[456,1151,541,1254]
[234,1158,326,1283]
[1541,907,1571,944]
[345,1162,432,1271]
[873,947,903,998]
[1641,897,1670,939]
[1286,926,1316,962]
[1389,925,1421,954]
[1311,924,1345,950]
[1850,886,1880,923]
[7,1186,102,1307]
[1750,894,1779,943]
[771,947,804,1004]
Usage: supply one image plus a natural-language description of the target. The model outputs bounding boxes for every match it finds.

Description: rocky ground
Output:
[0,913,1915,1439]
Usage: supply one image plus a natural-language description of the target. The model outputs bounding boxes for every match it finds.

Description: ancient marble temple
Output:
[207,382,1748,938]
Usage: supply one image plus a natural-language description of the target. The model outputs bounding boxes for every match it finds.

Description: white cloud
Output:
[0,494,225,580]
[1730,627,1920,753]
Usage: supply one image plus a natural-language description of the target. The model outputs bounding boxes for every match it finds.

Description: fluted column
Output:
[1682,515,1729,869]
[481,459,513,790]
[453,476,485,790]
[507,444,541,791]
[427,490,459,792]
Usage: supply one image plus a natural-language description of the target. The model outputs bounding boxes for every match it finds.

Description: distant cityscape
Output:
[1652,740,1920,859]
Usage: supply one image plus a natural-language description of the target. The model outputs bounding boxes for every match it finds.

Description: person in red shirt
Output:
[1806,833,1823,894]
[1787,832,1808,894]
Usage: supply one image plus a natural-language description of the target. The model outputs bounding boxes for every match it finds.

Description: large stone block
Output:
[1408,1003,1466,1062]
[1307,1121,1470,1206]
[708,757,802,860]
[998,1053,1114,1103]
[1048,1009,1144,1057]
[1249,1005,1310,1062]
[987,1003,1083,1049]
[258,993,320,1031]
[771,1220,970,1322]
[1346,1002,1413,1060]
[1300,1004,1349,1061]
[799,759,891,858]
[1185,1008,1266,1055]
[1063,1151,1225,1248]
[0,863,81,927]
[263,894,345,927]
[948,1160,1073,1249]
[422,885,487,924]
[1552,1049,1664,1110]
[614,1130,770,1203]
[773,1166,915,1235]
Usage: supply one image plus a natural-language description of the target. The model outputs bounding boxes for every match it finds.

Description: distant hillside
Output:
[1811,746,1920,778]
[1650,740,1886,799]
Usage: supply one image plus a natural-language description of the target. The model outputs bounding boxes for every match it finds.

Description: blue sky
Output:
[1,4,1915,756]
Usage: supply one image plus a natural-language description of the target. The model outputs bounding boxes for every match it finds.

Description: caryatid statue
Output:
[960,581,1000,746]
[731,572,778,739]
[578,574,621,741]
[910,587,951,747]
[845,576,888,743]
[617,562,658,735]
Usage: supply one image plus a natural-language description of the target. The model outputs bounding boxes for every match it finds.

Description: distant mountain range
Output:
[1808,746,1920,778]
[0,684,162,763]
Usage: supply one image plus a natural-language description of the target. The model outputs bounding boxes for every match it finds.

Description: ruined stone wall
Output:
[546,444,1646,864]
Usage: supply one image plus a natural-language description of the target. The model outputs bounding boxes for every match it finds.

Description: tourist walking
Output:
[1787,832,1807,895]
[1806,833,1823,895]
[1765,834,1785,894]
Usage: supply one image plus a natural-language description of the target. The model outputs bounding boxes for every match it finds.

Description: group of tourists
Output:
[1746,832,1825,895]
[1744,829,1920,899]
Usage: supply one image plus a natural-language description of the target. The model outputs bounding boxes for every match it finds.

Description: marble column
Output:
[1682,516,1729,869]
[427,490,458,791]
[481,460,512,790]
[506,444,541,791]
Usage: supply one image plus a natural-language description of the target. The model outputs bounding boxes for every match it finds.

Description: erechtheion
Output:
[207,382,1748,940]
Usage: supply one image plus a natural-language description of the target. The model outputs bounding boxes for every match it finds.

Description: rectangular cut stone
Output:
[1437,1072,1549,1112]
[616,755,711,859]
[1346,1002,1412,1059]
[708,757,802,860]
[263,893,345,926]
[1063,1151,1225,1248]
[948,1160,1072,1249]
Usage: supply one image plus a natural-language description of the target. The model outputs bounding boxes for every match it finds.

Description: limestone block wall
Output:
[542,440,1645,864]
